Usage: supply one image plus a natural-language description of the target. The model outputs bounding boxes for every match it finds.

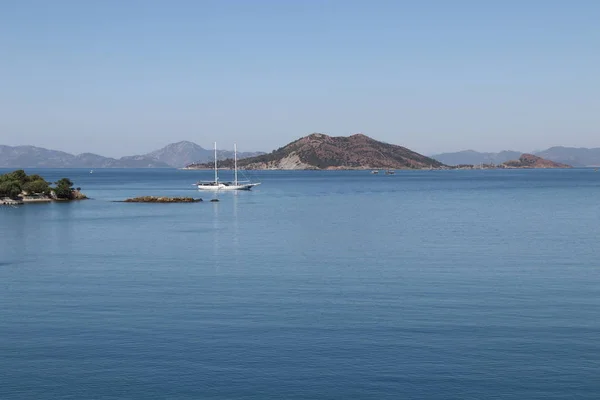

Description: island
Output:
[182,133,572,171]
[500,154,572,169]
[0,170,87,205]
[184,133,444,170]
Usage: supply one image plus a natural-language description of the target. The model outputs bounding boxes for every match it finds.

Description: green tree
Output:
[23,179,50,195]
[0,181,22,198]
[56,178,73,188]
[54,177,74,199]
[7,170,28,184]
[26,174,46,183]
[54,185,73,199]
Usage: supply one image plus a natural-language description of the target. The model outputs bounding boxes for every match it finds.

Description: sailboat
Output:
[196,142,261,191]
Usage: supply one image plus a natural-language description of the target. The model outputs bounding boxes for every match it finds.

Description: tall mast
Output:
[214,142,218,182]
[234,143,238,186]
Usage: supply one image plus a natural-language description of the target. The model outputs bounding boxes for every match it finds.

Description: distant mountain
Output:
[0,141,264,168]
[433,147,600,167]
[533,146,600,167]
[432,150,522,166]
[4,140,597,169]
[1,145,73,168]
[186,133,444,170]
[74,153,113,167]
[108,155,171,168]
[145,141,264,168]
[0,145,170,168]
[501,154,571,169]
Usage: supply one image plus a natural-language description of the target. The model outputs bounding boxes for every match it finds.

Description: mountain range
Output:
[533,147,600,167]
[433,147,600,167]
[0,141,264,168]
[2,138,596,169]
[186,133,444,170]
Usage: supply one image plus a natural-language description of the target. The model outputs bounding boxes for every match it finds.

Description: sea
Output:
[1,168,599,399]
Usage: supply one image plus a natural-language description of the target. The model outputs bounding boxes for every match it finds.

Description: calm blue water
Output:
[1,168,599,399]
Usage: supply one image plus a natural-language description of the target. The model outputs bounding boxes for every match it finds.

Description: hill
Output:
[146,141,263,167]
[186,133,444,170]
[501,154,571,169]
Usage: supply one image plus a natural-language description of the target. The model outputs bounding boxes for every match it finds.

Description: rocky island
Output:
[185,133,444,170]
[500,154,572,169]
[449,153,572,169]
[0,170,87,205]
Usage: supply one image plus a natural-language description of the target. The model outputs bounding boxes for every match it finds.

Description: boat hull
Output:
[196,142,261,190]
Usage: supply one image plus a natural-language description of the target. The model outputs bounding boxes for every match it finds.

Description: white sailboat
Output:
[196,142,261,191]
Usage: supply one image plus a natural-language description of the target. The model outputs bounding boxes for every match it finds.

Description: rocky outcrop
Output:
[186,133,444,170]
[1,198,23,205]
[71,190,89,200]
[121,196,203,203]
[502,154,571,168]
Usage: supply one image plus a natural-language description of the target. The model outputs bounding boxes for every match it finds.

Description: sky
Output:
[1,0,599,157]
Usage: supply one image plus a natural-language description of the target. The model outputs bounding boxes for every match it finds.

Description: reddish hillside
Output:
[186,133,444,170]
[502,154,571,168]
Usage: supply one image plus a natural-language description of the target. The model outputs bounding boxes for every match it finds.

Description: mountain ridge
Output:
[433,147,600,167]
[533,146,600,167]
[2,140,595,169]
[0,142,264,168]
[147,141,264,167]
[0,145,171,168]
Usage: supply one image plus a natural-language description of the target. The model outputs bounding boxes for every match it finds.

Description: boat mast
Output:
[234,143,238,186]
[214,142,218,183]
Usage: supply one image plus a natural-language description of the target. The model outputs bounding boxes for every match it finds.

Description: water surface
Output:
[1,168,599,399]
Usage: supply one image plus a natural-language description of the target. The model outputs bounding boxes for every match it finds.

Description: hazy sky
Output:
[1,0,599,157]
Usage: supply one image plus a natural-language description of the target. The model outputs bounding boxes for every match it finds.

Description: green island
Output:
[0,169,87,205]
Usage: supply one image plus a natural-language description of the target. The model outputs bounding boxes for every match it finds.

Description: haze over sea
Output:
[1,168,599,399]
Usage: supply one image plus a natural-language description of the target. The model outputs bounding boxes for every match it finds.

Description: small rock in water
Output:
[210,199,219,202]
